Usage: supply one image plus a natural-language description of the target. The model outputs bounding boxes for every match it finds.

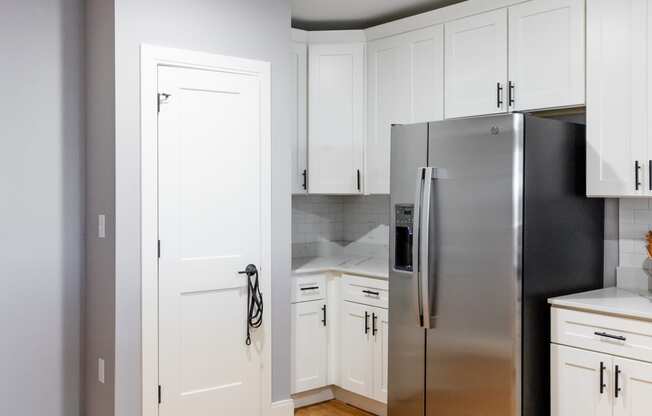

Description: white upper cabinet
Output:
[445,9,508,119]
[367,25,444,194]
[586,0,649,197]
[308,42,365,194]
[508,0,585,111]
[291,41,308,194]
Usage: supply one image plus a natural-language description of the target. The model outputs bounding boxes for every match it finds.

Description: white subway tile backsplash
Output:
[618,199,652,290]
[292,194,390,258]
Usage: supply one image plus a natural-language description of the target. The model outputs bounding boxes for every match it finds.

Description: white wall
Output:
[0,1,84,415]
[112,0,293,413]
[617,199,652,290]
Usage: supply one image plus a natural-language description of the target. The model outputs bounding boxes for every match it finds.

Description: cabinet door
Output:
[586,0,649,197]
[613,357,652,416]
[366,25,444,194]
[340,301,374,397]
[291,301,328,394]
[445,9,508,118]
[291,42,308,194]
[372,307,389,403]
[508,0,585,111]
[551,344,613,416]
[308,43,365,194]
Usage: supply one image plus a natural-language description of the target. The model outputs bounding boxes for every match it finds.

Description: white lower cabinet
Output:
[339,301,374,397]
[551,344,613,416]
[551,307,652,416]
[339,301,389,403]
[291,274,389,404]
[291,299,328,394]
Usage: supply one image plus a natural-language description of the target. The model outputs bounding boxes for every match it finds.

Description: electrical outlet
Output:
[98,214,106,239]
[98,358,105,384]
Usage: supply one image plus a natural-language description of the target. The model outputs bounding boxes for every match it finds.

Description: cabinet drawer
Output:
[551,307,652,363]
[292,274,326,303]
[342,275,389,309]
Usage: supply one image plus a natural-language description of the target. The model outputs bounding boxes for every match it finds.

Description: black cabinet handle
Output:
[302,169,307,190]
[615,365,622,398]
[321,304,327,327]
[363,290,380,296]
[599,361,606,394]
[357,169,361,191]
[300,286,319,291]
[372,313,378,336]
[508,81,515,107]
[364,311,370,334]
[649,160,651,191]
[635,161,642,190]
[496,82,504,108]
[595,331,626,342]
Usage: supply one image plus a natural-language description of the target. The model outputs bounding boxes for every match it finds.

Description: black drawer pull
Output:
[300,286,319,291]
[595,331,626,341]
[362,290,380,296]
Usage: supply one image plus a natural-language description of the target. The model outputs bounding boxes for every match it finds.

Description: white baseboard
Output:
[292,386,336,408]
[334,386,386,416]
[269,399,295,416]
[291,386,386,416]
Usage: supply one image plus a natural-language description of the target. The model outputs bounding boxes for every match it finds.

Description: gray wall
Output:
[112,0,293,413]
[85,0,116,416]
[0,1,84,415]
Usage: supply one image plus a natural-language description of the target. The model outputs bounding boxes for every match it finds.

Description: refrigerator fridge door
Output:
[425,114,523,416]
[389,123,428,416]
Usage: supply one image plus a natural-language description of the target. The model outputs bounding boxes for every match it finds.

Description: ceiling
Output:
[291,0,467,30]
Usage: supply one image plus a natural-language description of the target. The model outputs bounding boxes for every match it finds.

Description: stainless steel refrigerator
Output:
[388,113,604,416]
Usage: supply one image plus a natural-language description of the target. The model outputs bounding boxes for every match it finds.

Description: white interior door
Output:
[550,344,613,416]
[340,301,373,397]
[157,64,265,416]
[291,300,328,393]
[614,357,652,416]
[444,9,508,118]
[508,0,585,111]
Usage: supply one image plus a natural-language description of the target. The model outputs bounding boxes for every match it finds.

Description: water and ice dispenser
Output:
[394,204,414,272]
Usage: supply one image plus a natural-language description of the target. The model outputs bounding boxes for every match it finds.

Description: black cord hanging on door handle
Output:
[238,264,263,346]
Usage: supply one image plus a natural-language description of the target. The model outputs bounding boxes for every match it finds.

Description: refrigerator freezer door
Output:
[389,123,428,416]
[425,114,523,416]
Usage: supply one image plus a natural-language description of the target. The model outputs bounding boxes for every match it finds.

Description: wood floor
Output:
[295,400,375,416]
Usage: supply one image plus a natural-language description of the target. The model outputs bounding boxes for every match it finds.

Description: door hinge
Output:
[158,385,162,404]
[157,240,161,258]
[157,93,171,113]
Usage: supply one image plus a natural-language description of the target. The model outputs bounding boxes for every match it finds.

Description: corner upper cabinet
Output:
[291,40,308,194]
[445,9,508,119]
[308,42,365,194]
[508,0,585,111]
[586,0,650,197]
[367,25,444,194]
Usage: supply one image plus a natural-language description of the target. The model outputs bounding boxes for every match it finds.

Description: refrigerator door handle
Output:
[413,168,425,327]
[414,167,439,329]
[420,167,436,329]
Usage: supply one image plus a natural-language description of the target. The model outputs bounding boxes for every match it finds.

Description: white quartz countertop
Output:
[292,256,389,279]
[549,287,652,321]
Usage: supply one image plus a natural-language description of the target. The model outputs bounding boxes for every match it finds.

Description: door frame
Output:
[140,44,272,416]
